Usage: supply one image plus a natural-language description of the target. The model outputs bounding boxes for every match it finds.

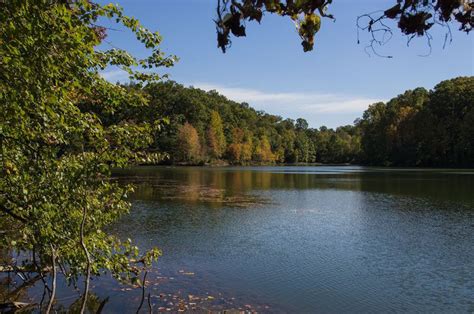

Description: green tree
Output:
[88,77,471,168]
[357,77,473,167]
[294,131,311,163]
[426,77,474,166]
[1,0,175,310]
[358,102,391,165]
[296,118,309,131]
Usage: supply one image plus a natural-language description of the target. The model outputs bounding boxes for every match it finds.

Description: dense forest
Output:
[83,76,473,167]
[358,77,473,167]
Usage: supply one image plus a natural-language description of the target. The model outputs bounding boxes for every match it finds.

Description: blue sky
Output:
[99,0,473,128]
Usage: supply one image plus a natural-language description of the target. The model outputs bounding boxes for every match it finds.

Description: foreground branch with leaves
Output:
[215,0,472,53]
[0,0,176,311]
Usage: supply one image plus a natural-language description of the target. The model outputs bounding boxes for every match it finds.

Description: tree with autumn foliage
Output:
[207,111,227,159]
[227,128,244,163]
[254,135,275,163]
[176,123,202,163]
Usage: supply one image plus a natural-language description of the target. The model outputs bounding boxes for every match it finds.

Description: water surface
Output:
[105,166,474,313]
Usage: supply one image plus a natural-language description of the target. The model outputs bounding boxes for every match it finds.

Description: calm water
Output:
[104,166,474,313]
[4,166,473,312]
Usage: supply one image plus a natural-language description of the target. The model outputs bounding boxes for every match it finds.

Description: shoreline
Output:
[134,162,474,170]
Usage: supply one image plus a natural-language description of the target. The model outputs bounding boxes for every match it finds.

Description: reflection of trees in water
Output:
[122,168,363,203]
[121,169,274,207]
[357,172,474,204]
[2,269,264,313]
[0,234,111,313]
[0,271,27,309]
[56,292,109,313]
[116,167,474,206]
[0,270,110,313]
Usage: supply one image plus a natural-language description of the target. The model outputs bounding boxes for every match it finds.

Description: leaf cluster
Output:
[215,0,333,52]
[216,0,472,53]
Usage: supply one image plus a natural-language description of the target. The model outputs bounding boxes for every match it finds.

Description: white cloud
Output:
[100,69,130,82]
[189,82,383,127]
[95,73,384,127]
[191,82,381,114]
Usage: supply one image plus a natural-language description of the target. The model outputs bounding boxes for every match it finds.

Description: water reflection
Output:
[3,166,474,312]
[109,166,474,313]
[115,166,474,206]
[0,260,109,313]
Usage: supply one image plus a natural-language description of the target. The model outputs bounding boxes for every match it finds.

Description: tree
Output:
[296,118,309,131]
[215,0,472,53]
[227,143,242,163]
[227,128,244,163]
[424,77,474,165]
[357,77,473,167]
[241,132,254,163]
[254,135,275,163]
[176,123,202,162]
[294,131,311,163]
[358,102,391,165]
[384,88,429,165]
[207,111,227,159]
[1,0,175,310]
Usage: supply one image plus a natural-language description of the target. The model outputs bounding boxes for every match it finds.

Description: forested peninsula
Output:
[84,76,473,167]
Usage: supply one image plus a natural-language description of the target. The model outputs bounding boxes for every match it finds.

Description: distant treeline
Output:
[82,76,473,167]
[357,77,473,167]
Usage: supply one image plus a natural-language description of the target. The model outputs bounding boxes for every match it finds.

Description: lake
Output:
[103,166,474,313]
[4,166,473,312]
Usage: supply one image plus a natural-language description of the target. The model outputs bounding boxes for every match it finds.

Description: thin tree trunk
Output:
[147,292,152,314]
[136,271,148,314]
[80,206,91,314]
[45,245,57,314]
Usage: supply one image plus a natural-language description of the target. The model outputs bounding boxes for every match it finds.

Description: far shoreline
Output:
[131,162,474,170]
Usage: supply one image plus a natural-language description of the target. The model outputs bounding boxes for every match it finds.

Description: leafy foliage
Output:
[177,123,202,162]
[0,0,175,309]
[216,0,333,52]
[96,81,361,165]
[357,0,473,56]
[357,77,474,166]
[92,77,472,167]
[207,111,227,159]
[215,0,472,52]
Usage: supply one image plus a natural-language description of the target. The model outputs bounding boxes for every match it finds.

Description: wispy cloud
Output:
[95,73,383,127]
[100,69,130,82]
[189,82,383,127]
[191,83,381,113]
